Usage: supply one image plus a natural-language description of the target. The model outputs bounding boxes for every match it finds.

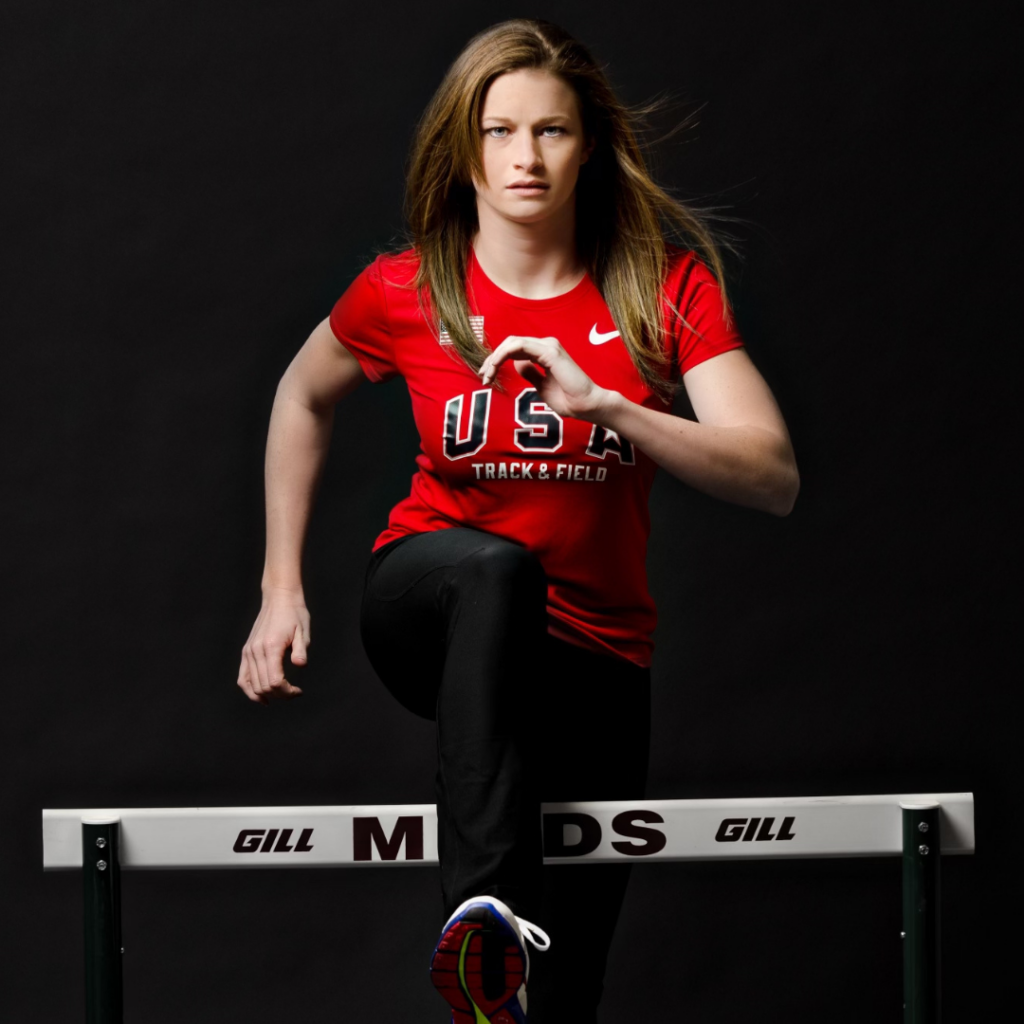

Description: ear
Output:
[580,135,596,166]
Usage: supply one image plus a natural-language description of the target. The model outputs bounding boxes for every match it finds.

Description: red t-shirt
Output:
[329,246,743,667]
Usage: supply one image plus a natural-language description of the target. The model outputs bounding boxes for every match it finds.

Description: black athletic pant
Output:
[360,527,651,1021]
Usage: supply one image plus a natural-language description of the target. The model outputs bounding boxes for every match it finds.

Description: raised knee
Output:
[457,540,546,599]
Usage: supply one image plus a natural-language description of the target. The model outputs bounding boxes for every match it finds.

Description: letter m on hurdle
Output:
[352,816,424,862]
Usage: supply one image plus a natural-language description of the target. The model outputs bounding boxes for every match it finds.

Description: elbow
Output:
[276,373,332,419]
[767,461,800,517]
[741,430,799,517]
[746,436,799,517]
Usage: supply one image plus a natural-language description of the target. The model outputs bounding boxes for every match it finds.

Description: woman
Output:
[238,18,798,1024]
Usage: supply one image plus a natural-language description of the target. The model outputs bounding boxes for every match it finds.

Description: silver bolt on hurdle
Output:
[82,819,123,1024]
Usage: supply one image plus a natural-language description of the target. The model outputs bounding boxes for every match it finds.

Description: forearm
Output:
[262,383,335,594]
[590,389,799,516]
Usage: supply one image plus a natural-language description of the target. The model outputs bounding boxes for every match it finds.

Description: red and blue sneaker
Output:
[429,895,551,1023]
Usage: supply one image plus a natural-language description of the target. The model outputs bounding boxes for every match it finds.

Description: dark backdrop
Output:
[2,1,1016,1020]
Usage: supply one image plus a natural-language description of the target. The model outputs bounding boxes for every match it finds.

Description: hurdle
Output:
[44,792,974,1023]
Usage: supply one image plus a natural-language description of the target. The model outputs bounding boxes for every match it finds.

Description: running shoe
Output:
[429,895,551,1023]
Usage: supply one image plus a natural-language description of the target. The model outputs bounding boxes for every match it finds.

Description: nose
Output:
[513,132,543,173]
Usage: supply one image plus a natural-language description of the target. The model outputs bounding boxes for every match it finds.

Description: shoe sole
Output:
[430,904,527,1024]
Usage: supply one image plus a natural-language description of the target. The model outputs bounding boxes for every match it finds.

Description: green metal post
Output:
[83,819,123,1024]
[902,803,940,1023]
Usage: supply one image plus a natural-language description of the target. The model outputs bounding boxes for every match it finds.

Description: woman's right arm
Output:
[238,318,366,704]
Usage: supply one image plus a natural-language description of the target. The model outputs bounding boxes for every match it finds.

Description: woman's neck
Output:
[472,201,585,300]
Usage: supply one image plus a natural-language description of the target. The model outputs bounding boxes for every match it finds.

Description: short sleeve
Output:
[329,257,398,383]
[665,252,745,377]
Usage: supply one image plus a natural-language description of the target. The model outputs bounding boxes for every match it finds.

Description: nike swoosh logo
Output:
[589,325,620,345]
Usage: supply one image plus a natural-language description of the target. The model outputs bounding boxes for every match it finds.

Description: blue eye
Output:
[541,126,566,136]
[486,126,509,138]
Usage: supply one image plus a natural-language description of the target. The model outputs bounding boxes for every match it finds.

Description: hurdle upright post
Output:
[82,818,123,1024]
[902,803,941,1023]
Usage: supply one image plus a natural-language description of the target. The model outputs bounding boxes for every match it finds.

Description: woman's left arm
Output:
[596,348,799,516]
[480,339,799,517]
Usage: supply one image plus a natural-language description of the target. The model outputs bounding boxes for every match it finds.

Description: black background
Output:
[2,1,1016,1020]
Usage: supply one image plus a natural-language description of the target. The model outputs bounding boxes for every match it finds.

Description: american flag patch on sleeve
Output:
[439,316,485,347]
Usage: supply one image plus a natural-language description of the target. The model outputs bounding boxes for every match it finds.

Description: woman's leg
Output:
[527,634,652,1024]
[361,529,651,1021]
[360,527,549,920]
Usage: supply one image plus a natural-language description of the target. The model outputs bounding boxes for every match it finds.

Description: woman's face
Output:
[473,68,592,227]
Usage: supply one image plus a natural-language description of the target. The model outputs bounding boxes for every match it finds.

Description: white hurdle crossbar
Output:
[44,793,974,868]
[45,793,973,1024]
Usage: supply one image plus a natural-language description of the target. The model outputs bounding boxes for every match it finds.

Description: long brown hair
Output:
[404,18,731,400]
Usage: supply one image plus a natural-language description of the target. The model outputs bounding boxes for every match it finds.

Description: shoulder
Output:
[334,247,420,320]
[330,250,422,384]
[660,244,743,372]
[662,245,720,299]
[372,246,421,290]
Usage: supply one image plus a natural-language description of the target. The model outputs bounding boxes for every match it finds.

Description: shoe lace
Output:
[514,915,551,952]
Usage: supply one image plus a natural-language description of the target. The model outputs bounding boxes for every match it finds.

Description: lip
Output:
[507,181,549,191]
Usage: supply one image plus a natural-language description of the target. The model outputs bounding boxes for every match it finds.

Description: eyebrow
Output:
[480,114,573,125]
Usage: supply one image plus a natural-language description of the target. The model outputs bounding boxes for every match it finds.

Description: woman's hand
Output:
[480,335,608,421]
[237,588,310,705]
